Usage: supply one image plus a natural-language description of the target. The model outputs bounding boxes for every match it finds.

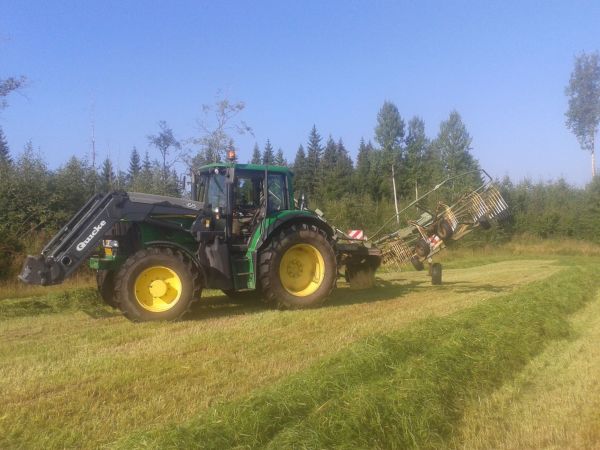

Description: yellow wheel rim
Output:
[134,266,182,312]
[279,243,325,297]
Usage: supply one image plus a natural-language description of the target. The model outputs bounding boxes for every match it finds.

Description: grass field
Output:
[1,252,599,448]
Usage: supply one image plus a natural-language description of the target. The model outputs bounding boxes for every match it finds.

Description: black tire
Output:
[411,255,425,271]
[114,247,202,321]
[478,218,492,230]
[96,270,118,308]
[431,263,442,285]
[414,239,430,258]
[259,223,336,309]
[437,219,454,240]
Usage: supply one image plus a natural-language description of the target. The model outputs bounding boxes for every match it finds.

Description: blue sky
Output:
[1,1,599,185]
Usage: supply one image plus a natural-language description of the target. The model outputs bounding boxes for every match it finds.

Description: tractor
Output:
[19,158,381,321]
[19,150,508,322]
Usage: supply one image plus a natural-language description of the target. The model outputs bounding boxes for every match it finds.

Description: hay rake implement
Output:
[371,170,509,281]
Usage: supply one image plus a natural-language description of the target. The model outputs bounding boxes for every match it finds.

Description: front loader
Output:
[19,157,507,322]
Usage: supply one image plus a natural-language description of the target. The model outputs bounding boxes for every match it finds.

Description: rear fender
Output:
[253,213,335,253]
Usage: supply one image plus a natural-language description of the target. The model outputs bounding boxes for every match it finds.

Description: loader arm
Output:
[19,191,203,286]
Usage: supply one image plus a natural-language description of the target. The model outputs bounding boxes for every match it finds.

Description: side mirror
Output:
[190,172,198,201]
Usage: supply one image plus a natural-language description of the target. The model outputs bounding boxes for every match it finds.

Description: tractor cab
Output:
[189,162,302,293]
[191,163,295,248]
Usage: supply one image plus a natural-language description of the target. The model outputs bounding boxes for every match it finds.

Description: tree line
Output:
[2,98,600,279]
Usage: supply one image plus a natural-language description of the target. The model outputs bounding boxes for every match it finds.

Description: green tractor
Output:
[19,161,380,321]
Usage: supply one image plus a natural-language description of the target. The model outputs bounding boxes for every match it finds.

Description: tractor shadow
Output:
[185,293,266,321]
[437,281,510,294]
[182,276,509,322]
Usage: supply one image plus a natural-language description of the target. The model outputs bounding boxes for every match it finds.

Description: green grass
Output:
[118,260,600,449]
[0,254,598,449]
[454,290,600,449]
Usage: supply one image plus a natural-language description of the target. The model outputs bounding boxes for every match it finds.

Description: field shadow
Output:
[439,281,510,294]
[327,280,426,307]
[183,278,427,321]
[185,293,265,321]
[75,276,512,323]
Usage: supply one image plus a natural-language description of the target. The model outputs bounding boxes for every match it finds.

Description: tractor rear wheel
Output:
[96,270,118,308]
[114,247,202,321]
[259,224,336,309]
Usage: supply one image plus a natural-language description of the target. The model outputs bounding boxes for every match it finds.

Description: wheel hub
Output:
[149,279,168,297]
[286,259,304,278]
[279,243,325,297]
[134,266,182,312]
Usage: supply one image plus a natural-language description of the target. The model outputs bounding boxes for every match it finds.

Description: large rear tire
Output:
[259,224,336,309]
[114,247,202,321]
[96,270,118,308]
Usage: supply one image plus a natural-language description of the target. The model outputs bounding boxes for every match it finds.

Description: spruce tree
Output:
[403,117,429,197]
[335,139,353,174]
[274,148,286,166]
[251,143,261,164]
[136,151,153,193]
[333,138,353,197]
[374,101,405,153]
[99,157,115,193]
[128,146,142,182]
[355,138,372,195]
[262,139,275,165]
[0,126,11,166]
[433,111,481,192]
[374,101,405,199]
[306,125,322,197]
[321,136,337,174]
[293,144,308,197]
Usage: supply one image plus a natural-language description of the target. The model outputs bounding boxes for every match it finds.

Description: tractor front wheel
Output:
[114,247,201,321]
[259,224,336,309]
[96,270,118,308]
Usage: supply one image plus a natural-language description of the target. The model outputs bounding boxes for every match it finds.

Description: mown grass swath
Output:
[121,262,600,449]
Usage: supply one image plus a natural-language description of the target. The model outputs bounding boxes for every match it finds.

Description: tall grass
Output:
[120,262,599,449]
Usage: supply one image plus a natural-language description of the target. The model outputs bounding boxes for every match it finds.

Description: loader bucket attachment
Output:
[18,255,62,286]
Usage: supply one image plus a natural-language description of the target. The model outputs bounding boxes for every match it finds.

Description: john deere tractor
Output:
[19,161,380,321]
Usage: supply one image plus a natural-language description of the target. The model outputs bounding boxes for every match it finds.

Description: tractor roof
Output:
[197,163,293,175]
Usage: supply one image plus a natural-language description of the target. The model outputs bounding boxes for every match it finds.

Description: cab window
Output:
[267,174,286,212]
[207,173,227,208]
